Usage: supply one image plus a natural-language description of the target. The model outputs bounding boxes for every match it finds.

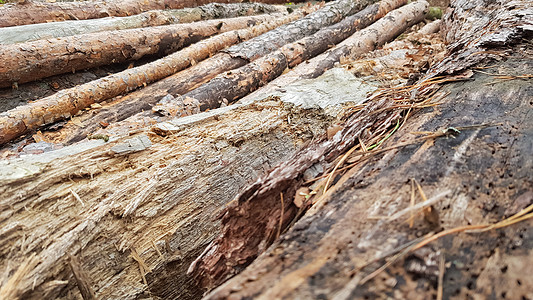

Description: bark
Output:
[0,93,342,299]
[0,0,301,27]
[0,14,280,88]
[185,0,533,296]
[0,2,285,45]
[184,0,426,113]
[32,0,377,145]
[240,0,432,102]
[0,13,300,146]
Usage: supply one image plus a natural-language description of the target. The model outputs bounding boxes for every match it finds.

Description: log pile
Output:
[0,0,531,299]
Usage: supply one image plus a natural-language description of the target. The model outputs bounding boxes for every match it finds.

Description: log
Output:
[0,0,301,27]
[187,0,533,297]
[29,0,378,145]
[0,89,350,299]
[0,14,281,88]
[184,0,427,112]
[240,0,434,102]
[0,2,286,45]
[0,12,300,146]
[203,60,533,299]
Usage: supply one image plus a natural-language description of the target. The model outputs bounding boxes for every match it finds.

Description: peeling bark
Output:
[0,2,285,45]
[0,0,301,27]
[0,14,280,88]
[0,13,299,146]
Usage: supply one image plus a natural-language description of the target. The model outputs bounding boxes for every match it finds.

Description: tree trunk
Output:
[0,0,300,27]
[29,0,377,145]
[0,2,286,45]
[0,13,301,146]
[0,92,345,299]
[187,0,533,297]
[0,14,281,88]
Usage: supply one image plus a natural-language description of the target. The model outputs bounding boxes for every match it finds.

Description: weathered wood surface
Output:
[203,57,533,299]
[187,0,533,297]
[0,0,300,27]
[0,12,300,146]
[0,14,281,88]
[0,2,285,45]
[34,0,377,145]
[0,93,348,299]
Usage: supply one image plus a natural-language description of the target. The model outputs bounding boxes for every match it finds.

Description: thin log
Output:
[0,2,286,45]
[0,13,299,146]
[0,14,279,88]
[184,0,426,112]
[0,92,344,299]
[240,0,432,102]
[30,0,377,144]
[0,0,300,27]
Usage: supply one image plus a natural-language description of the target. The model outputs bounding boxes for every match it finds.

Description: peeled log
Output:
[0,0,301,27]
[0,94,342,299]
[0,2,286,45]
[0,14,279,88]
[0,13,300,146]
[185,0,426,112]
[37,0,377,145]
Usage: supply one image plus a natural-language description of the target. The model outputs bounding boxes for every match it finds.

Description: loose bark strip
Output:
[0,14,279,88]
[241,0,431,102]
[0,13,301,146]
[0,0,301,27]
[0,95,338,298]
[0,2,285,45]
[34,0,376,144]
[184,0,418,112]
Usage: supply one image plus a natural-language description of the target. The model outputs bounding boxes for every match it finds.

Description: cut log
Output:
[184,0,427,112]
[187,0,533,297]
[0,2,286,45]
[0,0,301,27]
[0,12,301,146]
[0,91,348,299]
[240,0,434,102]
[29,0,378,145]
[0,14,282,88]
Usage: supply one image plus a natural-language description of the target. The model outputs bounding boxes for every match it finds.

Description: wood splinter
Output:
[68,254,96,300]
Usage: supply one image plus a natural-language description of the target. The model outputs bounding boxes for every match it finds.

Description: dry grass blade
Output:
[409,179,416,228]
[437,252,445,300]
